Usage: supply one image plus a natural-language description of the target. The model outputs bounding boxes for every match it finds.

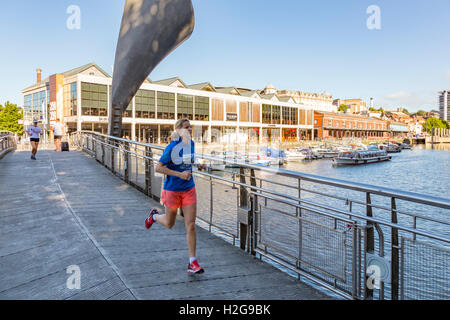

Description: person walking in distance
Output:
[145,118,206,274]
[27,119,42,160]
[51,118,64,152]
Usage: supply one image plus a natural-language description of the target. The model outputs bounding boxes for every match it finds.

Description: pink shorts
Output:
[161,187,197,210]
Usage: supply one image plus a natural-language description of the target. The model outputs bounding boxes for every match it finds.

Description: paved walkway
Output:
[0,149,332,300]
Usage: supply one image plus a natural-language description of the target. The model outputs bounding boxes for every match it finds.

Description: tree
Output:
[416,110,426,117]
[422,117,449,134]
[338,104,349,112]
[0,101,23,136]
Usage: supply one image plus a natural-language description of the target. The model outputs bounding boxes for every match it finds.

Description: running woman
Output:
[27,119,42,160]
[145,118,206,274]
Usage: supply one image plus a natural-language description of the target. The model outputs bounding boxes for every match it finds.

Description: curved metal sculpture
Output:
[109,0,195,137]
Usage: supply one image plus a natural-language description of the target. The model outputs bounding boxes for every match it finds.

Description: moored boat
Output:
[333,150,391,165]
[285,148,307,161]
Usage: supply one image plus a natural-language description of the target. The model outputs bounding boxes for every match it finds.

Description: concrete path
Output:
[0,149,332,300]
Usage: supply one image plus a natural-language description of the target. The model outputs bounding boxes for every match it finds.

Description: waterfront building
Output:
[439,90,449,121]
[389,122,409,138]
[22,63,324,144]
[314,111,389,140]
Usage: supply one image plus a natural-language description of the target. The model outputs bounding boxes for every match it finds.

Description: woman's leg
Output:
[30,141,37,156]
[154,206,178,229]
[181,203,197,259]
[34,142,39,155]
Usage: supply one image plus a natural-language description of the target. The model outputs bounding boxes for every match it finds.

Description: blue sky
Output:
[1,0,449,112]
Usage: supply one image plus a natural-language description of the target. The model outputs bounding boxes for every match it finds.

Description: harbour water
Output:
[283,144,450,199]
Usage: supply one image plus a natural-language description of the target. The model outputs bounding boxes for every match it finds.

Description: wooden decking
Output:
[0,149,332,300]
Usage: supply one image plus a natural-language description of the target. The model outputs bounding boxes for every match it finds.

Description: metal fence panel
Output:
[401,237,450,300]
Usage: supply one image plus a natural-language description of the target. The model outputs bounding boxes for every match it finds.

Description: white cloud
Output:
[385,91,411,100]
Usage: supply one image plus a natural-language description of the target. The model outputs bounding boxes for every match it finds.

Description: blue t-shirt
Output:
[159,138,195,191]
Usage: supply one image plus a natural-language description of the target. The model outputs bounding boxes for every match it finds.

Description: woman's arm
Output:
[156,162,191,180]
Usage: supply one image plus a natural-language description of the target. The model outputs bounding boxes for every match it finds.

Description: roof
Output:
[22,62,111,92]
[278,96,295,103]
[62,62,110,78]
[237,89,261,98]
[215,87,241,95]
[153,77,187,88]
[187,82,216,91]
[260,94,280,101]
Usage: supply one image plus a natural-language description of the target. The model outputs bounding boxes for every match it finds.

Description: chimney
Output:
[36,69,42,83]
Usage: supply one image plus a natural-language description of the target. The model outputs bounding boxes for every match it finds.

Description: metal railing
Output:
[71,131,450,300]
[0,131,17,158]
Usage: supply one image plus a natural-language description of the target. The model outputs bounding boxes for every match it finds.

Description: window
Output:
[177,94,193,120]
[157,91,175,119]
[282,107,298,125]
[195,96,209,121]
[282,107,290,125]
[272,106,281,124]
[262,104,271,124]
[135,89,155,118]
[81,82,107,116]
[64,83,77,117]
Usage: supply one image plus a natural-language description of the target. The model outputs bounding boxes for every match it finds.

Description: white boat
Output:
[311,147,337,158]
[285,149,307,161]
[333,150,391,166]
[244,152,272,166]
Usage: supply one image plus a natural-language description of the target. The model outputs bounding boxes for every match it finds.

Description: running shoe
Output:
[145,208,159,229]
[187,259,204,274]
[31,155,36,160]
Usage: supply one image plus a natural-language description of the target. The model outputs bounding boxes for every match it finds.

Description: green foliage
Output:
[416,110,426,116]
[422,117,449,133]
[0,101,24,136]
[338,104,349,112]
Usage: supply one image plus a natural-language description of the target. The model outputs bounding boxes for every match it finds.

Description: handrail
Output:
[75,131,450,210]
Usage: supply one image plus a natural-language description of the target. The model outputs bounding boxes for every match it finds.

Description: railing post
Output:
[249,168,257,256]
[110,138,115,174]
[145,145,152,198]
[391,197,399,300]
[101,136,105,165]
[239,167,248,251]
[124,141,130,183]
[364,192,374,300]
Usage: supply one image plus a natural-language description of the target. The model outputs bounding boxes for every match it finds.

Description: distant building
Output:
[439,90,449,121]
[426,110,440,118]
[314,111,389,140]
[276,87,336,113]
[368,111,382,118]
[389,122,409,138]
[384,111,411,124]
[333,99,367,114]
